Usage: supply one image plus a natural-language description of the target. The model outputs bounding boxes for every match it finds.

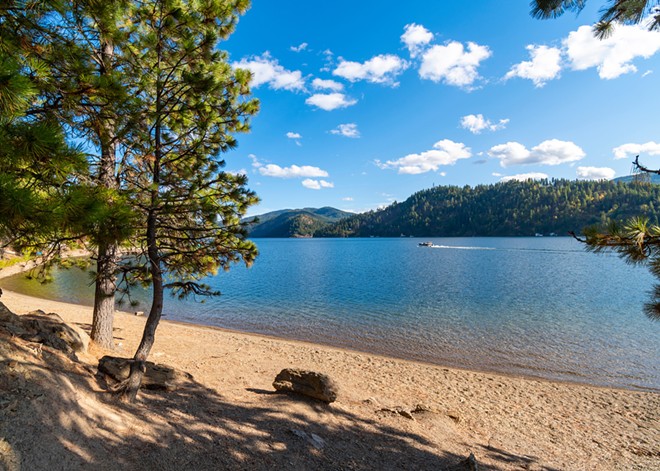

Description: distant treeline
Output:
[315,179,660,237]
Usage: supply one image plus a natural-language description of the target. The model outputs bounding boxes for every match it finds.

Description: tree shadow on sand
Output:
[1,330,560,471]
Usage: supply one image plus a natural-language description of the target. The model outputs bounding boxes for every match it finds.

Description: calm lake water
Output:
[3,237,659,391]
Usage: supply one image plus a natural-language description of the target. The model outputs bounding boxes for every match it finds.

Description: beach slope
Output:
[0,289,658,470]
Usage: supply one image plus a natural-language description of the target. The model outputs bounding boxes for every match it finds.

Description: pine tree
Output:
[0,21,87,265]
[2,0,137,348]
[115,0,258,401]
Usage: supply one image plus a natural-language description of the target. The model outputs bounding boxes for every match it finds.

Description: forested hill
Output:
[315,179,660,238]
[245,207,352,237]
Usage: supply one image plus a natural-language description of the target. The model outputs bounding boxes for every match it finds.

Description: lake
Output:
[2,237,659,391]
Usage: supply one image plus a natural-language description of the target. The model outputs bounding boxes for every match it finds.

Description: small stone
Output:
[287,429,326,450]
[289,429,308,440]
[413,403,433,413]
[363,397,380,406]
[378,407,415,420]
[134,311,144,316]
[447,410,462,423]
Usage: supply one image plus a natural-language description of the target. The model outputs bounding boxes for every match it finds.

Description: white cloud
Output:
[488,142,531,167]
[302,179,334,190]
[259,164,329,178]
[342,197,354,201]
[505,45,562,87]
[500,172,549,182]
[564,24,660,79]
[286,132,302,139]
[613,141,660,159]
[505,23,660,86]
[312,78,344,91]
[377,139,472,174]
[290,42,308,52]
[333,54,408,85]
[305,93,357,111]
[642,70,653,77]
[576,166,616,180]
[460,114,509,134]
[401,23,434,57]
[488,139,585,167]
[232,53,305,91]
[248,154,262,168]
[330,123,360,138]
[419,41,491,87]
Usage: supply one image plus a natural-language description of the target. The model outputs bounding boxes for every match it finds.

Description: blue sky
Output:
[222,1,660,216]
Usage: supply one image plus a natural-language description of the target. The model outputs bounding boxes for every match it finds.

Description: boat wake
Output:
[430,245,496,251]
[427,245,587,254]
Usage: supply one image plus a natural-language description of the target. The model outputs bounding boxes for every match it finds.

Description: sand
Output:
[0,264,659,470]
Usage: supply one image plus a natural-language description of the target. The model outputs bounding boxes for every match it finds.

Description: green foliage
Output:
[117,0,259,302]
[531,0,660,38]
[1,1,139,256]
[316,179,660,237]
[246,207,353,238]
[0,48,88,260]
[1,1,259,360]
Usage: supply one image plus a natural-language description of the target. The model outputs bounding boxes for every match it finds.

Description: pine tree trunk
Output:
[90,31,119,349]
[91,241,117,349]
[120,268,163,402]
[120,207,163,402]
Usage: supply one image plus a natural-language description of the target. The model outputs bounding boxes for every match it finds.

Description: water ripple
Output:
[2,237,659,391]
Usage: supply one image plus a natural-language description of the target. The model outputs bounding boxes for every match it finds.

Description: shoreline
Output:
[2,285,658,396]
[0,249,660,393]
[159,316,659,394]
[1,267,659,469]
[1,261,657,394]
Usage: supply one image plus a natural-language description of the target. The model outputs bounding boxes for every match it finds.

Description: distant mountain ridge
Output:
[613,174,660,184]
[245,207,353,238]
[247,179,660,239]
[315,179,660,238]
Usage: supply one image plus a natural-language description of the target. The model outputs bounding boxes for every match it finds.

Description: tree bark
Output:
[91,240,117,349]
[120,154,163,401]
[91,30,119,349]
[120,256,163,402]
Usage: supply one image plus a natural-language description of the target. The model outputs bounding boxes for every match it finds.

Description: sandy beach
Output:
[1,263,659,470]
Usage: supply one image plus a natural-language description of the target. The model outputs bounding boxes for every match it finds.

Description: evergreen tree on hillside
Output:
[315,179,660,238]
